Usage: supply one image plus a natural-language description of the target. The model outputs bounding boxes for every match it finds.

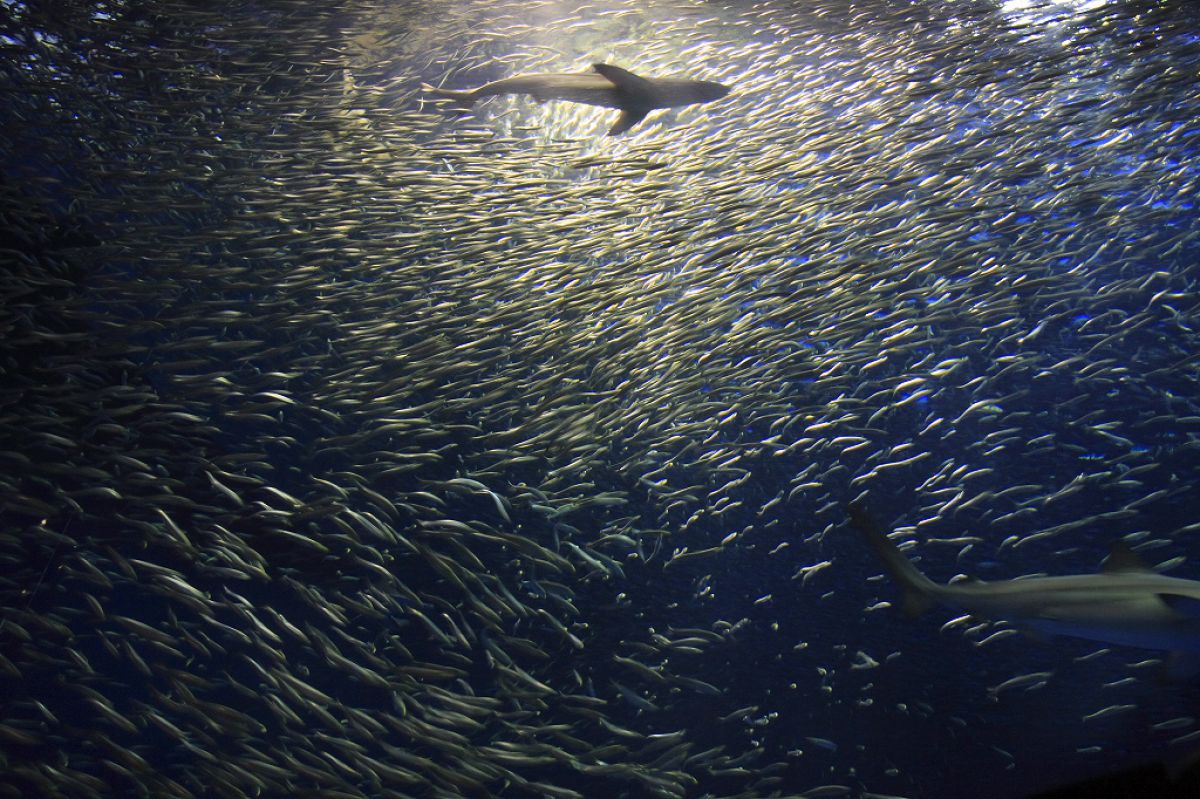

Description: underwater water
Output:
[2,0,1200,797]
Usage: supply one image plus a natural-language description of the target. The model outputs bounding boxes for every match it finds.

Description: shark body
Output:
[850,505,1200,674]
[423,63,729,135]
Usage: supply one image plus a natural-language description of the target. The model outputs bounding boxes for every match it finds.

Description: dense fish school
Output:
[2,0,1199,797]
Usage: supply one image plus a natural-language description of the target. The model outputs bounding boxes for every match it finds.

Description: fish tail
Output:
[848,503,937,618]
[422,84,477,108]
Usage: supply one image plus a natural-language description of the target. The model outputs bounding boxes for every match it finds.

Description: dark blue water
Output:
[2,1,1200,798]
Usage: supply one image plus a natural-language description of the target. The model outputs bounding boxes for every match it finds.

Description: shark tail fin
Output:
[849,503,938,619]
[422,84,477,108]
[898,579,937,619]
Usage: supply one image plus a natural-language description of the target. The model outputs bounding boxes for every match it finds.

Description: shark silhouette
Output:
[423,63,730,135]
[851,503,1200,677]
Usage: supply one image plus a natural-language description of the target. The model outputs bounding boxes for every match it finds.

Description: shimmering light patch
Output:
[999,0,1112,29]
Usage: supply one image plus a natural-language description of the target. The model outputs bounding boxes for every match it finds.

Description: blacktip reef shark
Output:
[850,503,1200,678]
[422,62,730,136]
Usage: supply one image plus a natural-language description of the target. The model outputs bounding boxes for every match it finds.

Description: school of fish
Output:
[2,0,1199,797]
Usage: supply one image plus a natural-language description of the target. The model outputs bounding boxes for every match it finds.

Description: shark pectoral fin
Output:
[1102,542,1152,573]
[1163,651,1200,682]
[608,109,648,136]
[1018,626,1054,643]
[1159,593,1200,618]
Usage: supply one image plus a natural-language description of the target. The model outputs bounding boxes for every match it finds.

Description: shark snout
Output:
[695,80,731,103]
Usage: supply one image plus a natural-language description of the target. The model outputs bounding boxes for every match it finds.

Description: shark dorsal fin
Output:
[592,64,653,95]
[1101,542,1150,573]
[1159,594,1200,619]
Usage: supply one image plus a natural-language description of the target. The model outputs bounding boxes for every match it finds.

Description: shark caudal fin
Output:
[849,503,938,618]
[422,84,477,108]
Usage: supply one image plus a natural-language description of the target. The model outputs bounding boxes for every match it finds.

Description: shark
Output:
[422,62,730,136]
[849,503,1200,677]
